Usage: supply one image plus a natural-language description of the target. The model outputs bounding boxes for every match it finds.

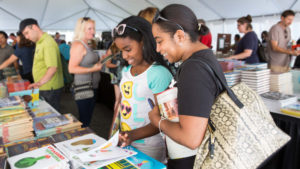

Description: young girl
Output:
[112,16,173,162]
[149,4,226,169]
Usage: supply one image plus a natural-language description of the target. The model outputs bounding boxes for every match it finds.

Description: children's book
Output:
[7,145,69,169]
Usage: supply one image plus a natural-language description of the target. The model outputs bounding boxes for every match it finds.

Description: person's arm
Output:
[270,40,300,56]
[68,41,102,74]
[0,54,18,70]
[149,106,208,149]
[227,49,252,60]
[28,67,57,89]
[119,123,159,147]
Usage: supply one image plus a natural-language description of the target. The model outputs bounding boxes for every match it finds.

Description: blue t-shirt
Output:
[14,44,35,74]
[59,43,70,61]
[235,31,259,64]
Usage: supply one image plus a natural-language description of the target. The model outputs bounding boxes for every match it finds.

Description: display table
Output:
[260,109,300,169]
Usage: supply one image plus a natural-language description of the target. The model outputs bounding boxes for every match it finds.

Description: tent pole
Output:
[40,0,49,26]
[42,8,88,28]
[0,6,21,20]
[289,0,298,9]
[92,9,110,30]
[107,0,133,15]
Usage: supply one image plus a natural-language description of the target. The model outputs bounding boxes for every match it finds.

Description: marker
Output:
[148,98,155,109]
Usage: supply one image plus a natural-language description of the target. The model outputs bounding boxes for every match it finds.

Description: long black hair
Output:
[153,4,209,42]
[112,16,170,70]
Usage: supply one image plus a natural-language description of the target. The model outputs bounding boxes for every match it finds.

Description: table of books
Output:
[0,98,166,169]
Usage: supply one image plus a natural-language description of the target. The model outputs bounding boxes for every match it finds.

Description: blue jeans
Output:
[40,88,63,112]
[75,89,97,127]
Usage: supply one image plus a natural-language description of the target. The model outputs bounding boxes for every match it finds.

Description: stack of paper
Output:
[224,71,241,87]
[270,72,293,94]
[55,132,136,169]
[7,145,69,169]
[260,91,297,112]
[0,96,34,143]
[241,69,270,94]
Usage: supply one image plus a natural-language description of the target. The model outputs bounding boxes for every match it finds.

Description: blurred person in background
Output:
[267,10,300,73]
[197,19,211,48]
[20,18,64,111]
[227,15,259,64]
[68,17,102,127]
[0,32,34,82]
[0,31,15,80]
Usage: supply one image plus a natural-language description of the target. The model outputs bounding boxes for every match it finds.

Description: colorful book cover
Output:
[7,145,69,169]
[156,88,179,122]
[0,96,21,108]
[125,146,166,169]
[5,140,39,157]
[101,159,138,169]
[40,115,70,129]
[9,89,39,109]
[54,133,107,154]
[36,137,54,148]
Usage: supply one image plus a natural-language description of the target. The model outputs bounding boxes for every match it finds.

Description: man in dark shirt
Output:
[0,31,15,79]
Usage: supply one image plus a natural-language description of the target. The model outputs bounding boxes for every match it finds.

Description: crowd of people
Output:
[0,4,300,169]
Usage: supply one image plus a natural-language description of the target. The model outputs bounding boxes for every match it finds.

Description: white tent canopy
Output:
[1,0,300,46]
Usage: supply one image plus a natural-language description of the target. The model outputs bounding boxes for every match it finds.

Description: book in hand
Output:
[156,87,198,159]
[7,145,69,169]
[156,88,179,122]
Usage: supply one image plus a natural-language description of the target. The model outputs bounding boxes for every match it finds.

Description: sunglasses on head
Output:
[81,17,90,23]
[152,13,184,32]
[111,24,138,38]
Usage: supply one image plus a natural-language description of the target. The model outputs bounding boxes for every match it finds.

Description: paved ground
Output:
[60,92,114,139]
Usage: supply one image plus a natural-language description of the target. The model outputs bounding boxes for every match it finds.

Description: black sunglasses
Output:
[112,24,138,38]
[81,17,90,23]
[152,13,184,32]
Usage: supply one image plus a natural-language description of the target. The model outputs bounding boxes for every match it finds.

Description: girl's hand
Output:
[118,131,134,147]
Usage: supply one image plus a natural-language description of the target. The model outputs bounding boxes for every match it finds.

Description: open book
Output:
[55,131,136,169]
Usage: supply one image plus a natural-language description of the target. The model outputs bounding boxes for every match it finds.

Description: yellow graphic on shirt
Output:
[121,122,131,131]
[121,81,133,99]
[121,100,132,119]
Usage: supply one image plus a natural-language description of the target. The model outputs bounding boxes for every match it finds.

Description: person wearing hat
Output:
[19,18,64,111]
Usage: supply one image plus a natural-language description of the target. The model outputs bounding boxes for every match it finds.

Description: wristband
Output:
[158,117,167,137]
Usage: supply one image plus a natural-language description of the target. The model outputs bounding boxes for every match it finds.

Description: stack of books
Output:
[0,96,34,143]
[270,72,293,94]
[280,102,300,117]
[224,71,241,87]
[241,68,270,94]
[32,110,82,137]
[5,75,30,93]
[260,91,297,113]
[245,63,268,69]
[55,132,136,169]
[7,145,70,169]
